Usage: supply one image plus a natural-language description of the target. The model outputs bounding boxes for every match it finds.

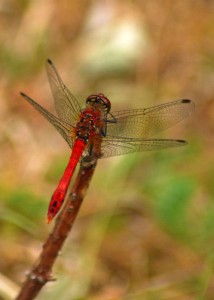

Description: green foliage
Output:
[151,176,195,238]
[1,185,46,232]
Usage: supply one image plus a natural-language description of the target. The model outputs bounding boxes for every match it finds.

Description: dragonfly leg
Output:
[106,112,117,123]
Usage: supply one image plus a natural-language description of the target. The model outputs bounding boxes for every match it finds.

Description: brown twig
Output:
[15,158,97,300]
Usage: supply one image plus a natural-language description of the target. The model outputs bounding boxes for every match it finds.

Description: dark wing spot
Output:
[181,99,191,103]
[176,139,187,144]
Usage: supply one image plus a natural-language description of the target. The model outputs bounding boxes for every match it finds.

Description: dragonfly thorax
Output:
[86,93,111,113]
[75,109,102,143]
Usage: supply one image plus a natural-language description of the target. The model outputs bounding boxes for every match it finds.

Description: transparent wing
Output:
[100,137,187,158]
[20,92,74,148]
[106,99,194,138]
[46,59,81,125]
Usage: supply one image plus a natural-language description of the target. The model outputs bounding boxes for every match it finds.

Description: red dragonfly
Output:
[20,59,194,223]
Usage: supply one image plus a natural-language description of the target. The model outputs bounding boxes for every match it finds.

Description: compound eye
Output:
[86,95,96,105]
[86,94,111,113]
[101,97,111,113]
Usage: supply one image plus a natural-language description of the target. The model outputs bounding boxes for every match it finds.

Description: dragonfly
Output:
[20,59,194,223]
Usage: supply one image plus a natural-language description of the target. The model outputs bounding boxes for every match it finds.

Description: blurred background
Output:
[0,0,214,299]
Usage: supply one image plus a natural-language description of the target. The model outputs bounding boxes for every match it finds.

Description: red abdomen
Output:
[47,139,86,223]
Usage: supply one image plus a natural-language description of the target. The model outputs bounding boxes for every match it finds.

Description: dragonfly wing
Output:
[106,99,194,138]
[20,92,74,148]
[100,137,187,158]
[46,59,82,125]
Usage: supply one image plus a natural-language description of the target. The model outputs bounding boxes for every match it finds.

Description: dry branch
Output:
[15,159,97,300]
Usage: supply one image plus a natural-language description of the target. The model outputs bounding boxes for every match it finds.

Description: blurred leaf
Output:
[150,176,196,239]
[3,186,46,223]
[0,207,38,236]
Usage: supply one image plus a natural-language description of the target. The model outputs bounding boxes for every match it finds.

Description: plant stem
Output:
[15,159,97,300]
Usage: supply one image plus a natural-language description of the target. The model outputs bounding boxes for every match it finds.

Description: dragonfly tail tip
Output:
[46,215,52,224]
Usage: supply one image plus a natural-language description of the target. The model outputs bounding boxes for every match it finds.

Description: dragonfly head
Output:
[86,93,111,113]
